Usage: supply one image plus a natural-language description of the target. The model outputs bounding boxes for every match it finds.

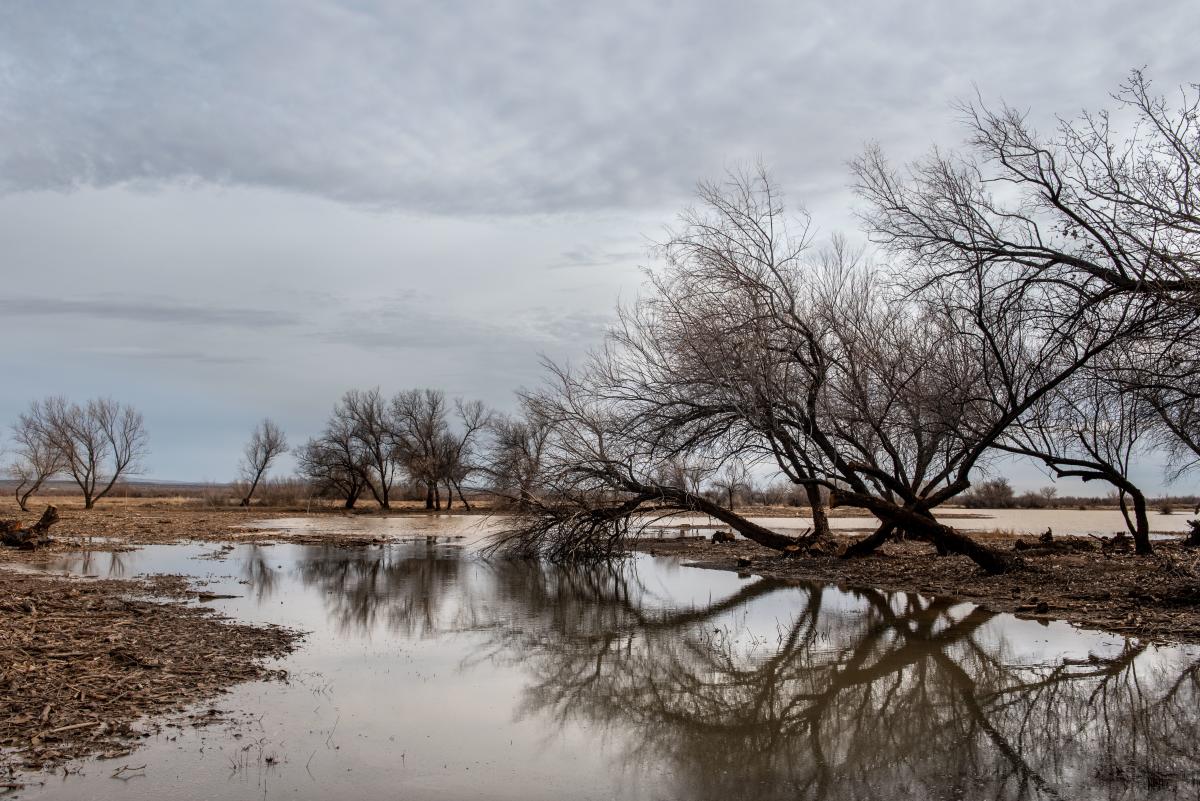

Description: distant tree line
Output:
[290,388,492,511]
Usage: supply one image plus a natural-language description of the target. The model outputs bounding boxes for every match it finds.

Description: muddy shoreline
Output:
[633,534,1200,644]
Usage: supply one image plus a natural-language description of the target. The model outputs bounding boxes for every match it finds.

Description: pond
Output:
[19,516,1200,800]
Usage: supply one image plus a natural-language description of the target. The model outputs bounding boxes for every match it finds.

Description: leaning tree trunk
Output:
[842,522,894,559]
[621,479,803,552]
[240,469,265,507]
[0,506,60,549]
[453,479,472,511]
[830,490,1021,574]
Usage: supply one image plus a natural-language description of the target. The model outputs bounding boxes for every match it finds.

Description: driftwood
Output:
[0,506,60,549]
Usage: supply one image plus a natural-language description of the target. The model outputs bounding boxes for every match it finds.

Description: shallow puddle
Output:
[16,516,1200,800]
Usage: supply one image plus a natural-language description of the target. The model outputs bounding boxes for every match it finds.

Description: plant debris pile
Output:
[0,571,300,774]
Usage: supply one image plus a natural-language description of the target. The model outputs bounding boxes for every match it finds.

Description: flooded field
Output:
[12,516,1200,800]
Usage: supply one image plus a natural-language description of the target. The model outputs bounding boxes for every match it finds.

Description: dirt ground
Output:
[635,533,1200,644]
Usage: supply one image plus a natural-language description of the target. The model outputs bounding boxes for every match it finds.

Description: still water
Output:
[658,507,1196,539]
[20,516,1200,800]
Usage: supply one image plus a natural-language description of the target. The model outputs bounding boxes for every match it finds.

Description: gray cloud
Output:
[79,346,257,365]
[0,296,300,329]
[3,2,1197,216]
[319,293,613,356]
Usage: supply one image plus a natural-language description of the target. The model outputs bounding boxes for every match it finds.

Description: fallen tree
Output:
[0,505,61,549]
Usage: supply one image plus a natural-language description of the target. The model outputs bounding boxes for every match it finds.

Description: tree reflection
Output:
[289,546,1200,800]
[294,542,469,636]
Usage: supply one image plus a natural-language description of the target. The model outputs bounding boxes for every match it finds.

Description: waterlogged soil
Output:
[638,533,1200,644]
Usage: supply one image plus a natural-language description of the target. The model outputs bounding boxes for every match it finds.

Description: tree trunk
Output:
[443,481,453,510]
[15,481,33,513]
[1125,487,1152,555]
[434,484,442,511]
[454,480,472,511]
[425,484,435,510]
[805,484,831,539]
[241,472,263,507]
[842,522,894,559]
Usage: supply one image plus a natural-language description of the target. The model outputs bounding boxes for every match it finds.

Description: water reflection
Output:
[31,541,1200,800]
[284,546,1200,800]
[296,542,467,636]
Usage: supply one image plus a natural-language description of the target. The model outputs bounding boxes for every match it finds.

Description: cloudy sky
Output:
[1,1,1197,488]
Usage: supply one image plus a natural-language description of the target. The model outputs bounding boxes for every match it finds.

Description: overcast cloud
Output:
[0,1,1196,487]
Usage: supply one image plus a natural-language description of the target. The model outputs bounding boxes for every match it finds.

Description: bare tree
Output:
[438,399,492,510]
[239,418,288,506]
[296,413,370,509]
[485,404,553,509]
[34,397,147,510]
[391,389,449,510]
[340,388,400,509]
[8,407,65,511]
[710,460,751,510]
[492,163,1149,573]
[851,72,1200,526]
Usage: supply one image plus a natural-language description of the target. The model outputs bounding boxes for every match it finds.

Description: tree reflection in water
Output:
[286,545,1200,800]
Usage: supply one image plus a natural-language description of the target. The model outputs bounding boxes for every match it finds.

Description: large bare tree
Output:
[239,418,289,506]
[491,162,1151,573]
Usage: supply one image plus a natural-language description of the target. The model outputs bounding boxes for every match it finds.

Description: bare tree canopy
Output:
[340,388,400,509]
[239,418,288,506]
[19,397,148,510]
[853,70,1200,313]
